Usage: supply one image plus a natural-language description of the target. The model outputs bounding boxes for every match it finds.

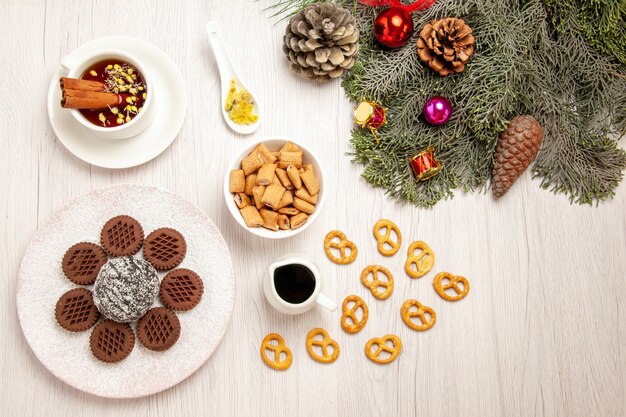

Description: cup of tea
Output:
[59,49,156,140]
[263,254,337,315]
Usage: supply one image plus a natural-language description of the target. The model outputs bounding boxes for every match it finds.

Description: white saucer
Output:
[47,37,187,169]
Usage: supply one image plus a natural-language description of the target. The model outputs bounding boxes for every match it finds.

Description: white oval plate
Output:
[17,184,235,398]
[47,37,187,169]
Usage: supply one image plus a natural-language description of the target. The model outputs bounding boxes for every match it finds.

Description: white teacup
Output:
[263,254,337,315]
[60,49,156,140]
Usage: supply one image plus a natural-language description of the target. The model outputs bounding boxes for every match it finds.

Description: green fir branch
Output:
[269,0,626,207]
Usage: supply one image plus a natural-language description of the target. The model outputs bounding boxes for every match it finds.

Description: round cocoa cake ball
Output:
[93,257,159,323]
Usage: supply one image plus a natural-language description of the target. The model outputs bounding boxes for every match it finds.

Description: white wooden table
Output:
[1,1,625,416]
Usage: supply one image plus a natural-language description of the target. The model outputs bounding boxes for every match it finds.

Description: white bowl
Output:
[224,138,326,239]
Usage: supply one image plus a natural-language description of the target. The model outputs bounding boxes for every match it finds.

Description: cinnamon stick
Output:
[61,89,122,109]
[60,77,105,92]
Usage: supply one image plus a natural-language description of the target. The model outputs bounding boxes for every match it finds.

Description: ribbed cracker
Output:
[61,242,107,285]
[143,228,187,270]
[100,215,145,257]
[159,268,204,311]
[89,320,135,363]
[136,307,181,352]
[55,288,100,332]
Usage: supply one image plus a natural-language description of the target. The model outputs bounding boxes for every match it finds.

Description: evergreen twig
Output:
[268,0,626,207]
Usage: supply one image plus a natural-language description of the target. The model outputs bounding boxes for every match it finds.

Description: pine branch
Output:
[270,0,626,207]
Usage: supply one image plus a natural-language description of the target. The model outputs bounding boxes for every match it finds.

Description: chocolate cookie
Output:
[100,215,144,257]
[136,307,181,351]
[143,228,187,270]
[159,268,204,311]
[61,242,107,285]
[89,320,135,363]
[93,257,160,323]
[55,288,100,332]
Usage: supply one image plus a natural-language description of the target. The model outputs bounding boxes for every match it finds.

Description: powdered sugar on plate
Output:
[17,184,235,398]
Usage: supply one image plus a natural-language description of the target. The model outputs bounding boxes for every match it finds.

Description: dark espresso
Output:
[273,264,316,304]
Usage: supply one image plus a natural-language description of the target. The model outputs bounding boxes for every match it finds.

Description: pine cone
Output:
[283,2,359,80]
[417,18,475,77]
[492,116,544,198]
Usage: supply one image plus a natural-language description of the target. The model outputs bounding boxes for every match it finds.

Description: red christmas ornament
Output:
[374,7,414,48]
[354,99,388,143]
[410,147,442,181]
[423,96,453,125]
[359,0,436,49]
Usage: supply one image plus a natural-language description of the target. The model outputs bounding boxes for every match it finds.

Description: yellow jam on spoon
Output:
[224,79,258,125]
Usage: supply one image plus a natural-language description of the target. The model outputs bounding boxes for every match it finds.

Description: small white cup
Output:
[263,254,337,315]
[60,49,156,140]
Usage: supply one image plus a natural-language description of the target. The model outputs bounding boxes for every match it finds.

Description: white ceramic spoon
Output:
[206,21,261,135]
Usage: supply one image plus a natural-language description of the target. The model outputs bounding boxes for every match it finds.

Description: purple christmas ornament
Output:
[423,96,453,126]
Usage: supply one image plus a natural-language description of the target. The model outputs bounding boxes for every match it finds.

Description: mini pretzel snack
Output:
[401,299,437,331]
[433,272,470,301]
[340,295,369,334]
[373,219,402,256]
[260,333,293,371]
[364,334,403,365]
[360,265,394,300]
[229,141,320,232]
[405,241,435,279]
[323,230,358,264]
[305,328,340,364]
